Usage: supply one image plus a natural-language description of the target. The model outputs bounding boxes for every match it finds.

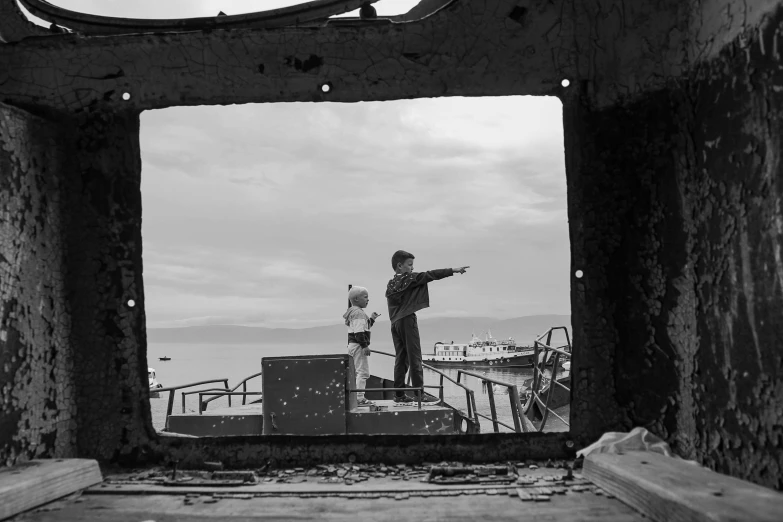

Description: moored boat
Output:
[423,331,536,368]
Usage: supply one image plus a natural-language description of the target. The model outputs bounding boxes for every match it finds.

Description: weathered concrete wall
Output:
[684,5,783,488]
[564,87,695,455]
[0,106,154,464]
[567,2,783,489]
[0,102,76,465]
[60,111,154,462]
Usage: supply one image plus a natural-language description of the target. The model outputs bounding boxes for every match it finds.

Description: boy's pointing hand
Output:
[454,266,470,274]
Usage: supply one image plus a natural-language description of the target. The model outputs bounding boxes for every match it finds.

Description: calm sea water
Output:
[147,342,569,434]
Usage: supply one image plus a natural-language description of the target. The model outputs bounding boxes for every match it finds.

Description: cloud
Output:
[138,96,570,327]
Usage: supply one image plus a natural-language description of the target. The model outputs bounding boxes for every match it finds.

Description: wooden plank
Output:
[584,451,783,522]
[16,491,646,521]
[0,459,103,520]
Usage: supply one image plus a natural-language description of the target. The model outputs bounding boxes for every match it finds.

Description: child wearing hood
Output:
[343,286,381,406]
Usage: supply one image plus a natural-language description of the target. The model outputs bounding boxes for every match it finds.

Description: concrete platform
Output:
[167,404,263,437]
[166,400,458,437]
[347,400,456,435]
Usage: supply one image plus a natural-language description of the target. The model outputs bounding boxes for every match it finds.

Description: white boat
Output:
[423,330,536,368]
[149,367,164,398]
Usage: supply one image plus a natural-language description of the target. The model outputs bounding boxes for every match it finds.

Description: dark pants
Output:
[391,314,424,399]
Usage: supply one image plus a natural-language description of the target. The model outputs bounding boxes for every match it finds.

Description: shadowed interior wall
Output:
[61,111,154,462]
[0,103,76,464]
[0,0,781,491]
[686,10,783,487]
[564,87,691,455]
[568,8,783,488]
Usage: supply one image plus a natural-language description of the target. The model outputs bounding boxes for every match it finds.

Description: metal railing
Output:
[201,371,263,411]
[456,369,529,433]
[158,351,483,432]
[156,378,229,430]
[525,326,572,431]
[196,391,263,414]
[370,349,480,429]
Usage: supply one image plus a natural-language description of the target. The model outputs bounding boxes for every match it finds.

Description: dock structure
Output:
[165,354,462,437]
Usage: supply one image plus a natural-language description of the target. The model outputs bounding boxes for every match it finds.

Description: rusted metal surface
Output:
[0,104,75,465]
[166,404,264,437]
[17,0,382,35]
[262,355,355,435]
[2,0,783,492]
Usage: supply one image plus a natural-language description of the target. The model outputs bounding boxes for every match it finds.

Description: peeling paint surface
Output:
[60,111,153,462]
[687,7,783,488]
[0,0,50,43]
[0,103,76,465]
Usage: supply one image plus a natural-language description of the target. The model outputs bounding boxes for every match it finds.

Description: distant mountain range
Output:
[147,315,571,348]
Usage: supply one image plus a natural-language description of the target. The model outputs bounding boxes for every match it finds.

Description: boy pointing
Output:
[385,250,469,405]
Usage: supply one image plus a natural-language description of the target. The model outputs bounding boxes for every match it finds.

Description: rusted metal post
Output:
[508,386,523,432]
[539,352,561,430]
[468,389,479,428]
[486,380,499,433]
[512,385,529,432]
[165,391,175,430]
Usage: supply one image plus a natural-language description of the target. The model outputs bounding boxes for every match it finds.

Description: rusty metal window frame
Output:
[149,92,584,465]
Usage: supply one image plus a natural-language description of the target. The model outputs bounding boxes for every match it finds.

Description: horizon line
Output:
[148,313,573,330]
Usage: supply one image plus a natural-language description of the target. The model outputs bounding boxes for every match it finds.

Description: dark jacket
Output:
[385,269,454,324]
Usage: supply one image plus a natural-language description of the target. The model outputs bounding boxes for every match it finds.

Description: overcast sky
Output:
[28,2,570,329]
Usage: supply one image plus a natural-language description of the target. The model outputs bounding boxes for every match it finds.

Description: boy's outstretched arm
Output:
[407,266,470,286]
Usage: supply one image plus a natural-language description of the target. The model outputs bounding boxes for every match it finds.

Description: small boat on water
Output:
[148,367,164,398]
[159,356,171,361]
[423,331,537,368]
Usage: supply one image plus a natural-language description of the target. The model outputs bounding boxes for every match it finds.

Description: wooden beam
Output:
[0,459,103,520]
[584,451,783,522]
